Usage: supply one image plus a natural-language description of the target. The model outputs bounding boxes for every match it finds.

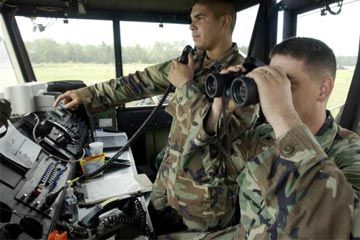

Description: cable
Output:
[75,45,193,182]
[76,84,172,182]
[47,47,193,232]
[31,113,41,144]
[99,197,156,239]
[134,198,156,239]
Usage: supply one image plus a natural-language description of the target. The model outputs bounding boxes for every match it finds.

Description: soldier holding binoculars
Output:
[167,37,360,239]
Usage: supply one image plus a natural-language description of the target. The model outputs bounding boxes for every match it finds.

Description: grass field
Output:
[32,63,151,84]
[30,63,354,117]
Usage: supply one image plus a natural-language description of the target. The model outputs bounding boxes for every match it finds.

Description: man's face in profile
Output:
[189,4,224,51]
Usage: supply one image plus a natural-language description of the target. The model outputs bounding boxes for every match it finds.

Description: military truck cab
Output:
[0,0,359,239]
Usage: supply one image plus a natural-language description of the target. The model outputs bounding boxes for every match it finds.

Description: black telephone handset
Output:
[79,195,136,229]
[41,119,73,145]
[168,45,194,93]
[19,114,83,160]
[38,119,83,159]
[179,45,194,64]
[78,195,155,239]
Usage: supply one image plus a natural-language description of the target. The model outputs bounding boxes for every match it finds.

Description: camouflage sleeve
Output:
[332,128,360,193]
[330,128,360,238]
[169,85,258,230]
[76,60,172,113]
[176,122,240,231]
[174,89,238,230]
[243,125,356,238]
[165,80,232,230]
[165,79,209,132]
[218,105,259,140]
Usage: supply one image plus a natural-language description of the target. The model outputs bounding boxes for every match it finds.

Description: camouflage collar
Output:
[315,111,338,153]
[193,43,240,73]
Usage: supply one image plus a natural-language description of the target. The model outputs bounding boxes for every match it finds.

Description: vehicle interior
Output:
[0,0,359,239]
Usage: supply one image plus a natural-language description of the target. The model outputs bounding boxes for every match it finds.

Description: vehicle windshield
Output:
[2,2,358,115]
[295,0,360,117]
[13,5,258,107]
[0,16,18,92]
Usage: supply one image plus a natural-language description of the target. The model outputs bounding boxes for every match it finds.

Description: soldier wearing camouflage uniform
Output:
[54,0,259,234]
[163,37,360,239]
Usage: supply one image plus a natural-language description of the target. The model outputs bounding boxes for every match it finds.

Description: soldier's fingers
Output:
[220,67,237,74]
[226,66,240,72]
[64,100,79,110]
[257,66,288,85]
[188,54,194,68]
[266,66,287,81]
[246,70,267,86]
[221,64,244,74]
[261,66,280,78]
[169,61,175,72]
[53,93,67,107]
[235,64,247,73]
[228,99,237,112]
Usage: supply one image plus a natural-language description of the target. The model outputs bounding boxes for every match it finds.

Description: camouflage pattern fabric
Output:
[155,82,258,231]
[172,111,360,239]
[76,44,260,231]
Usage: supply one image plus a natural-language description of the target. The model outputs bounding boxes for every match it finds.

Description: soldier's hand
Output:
[168,54,195,88]
[222,64,247,75]
[53,90,82,110]
[246,66,301,138]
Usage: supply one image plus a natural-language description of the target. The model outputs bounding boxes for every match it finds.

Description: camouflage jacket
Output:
[177,111,360,239]
[76,44,259,231]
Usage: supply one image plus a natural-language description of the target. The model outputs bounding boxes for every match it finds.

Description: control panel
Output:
[14,107,89,160]
[0,107,89,239]
[14,152,71,218]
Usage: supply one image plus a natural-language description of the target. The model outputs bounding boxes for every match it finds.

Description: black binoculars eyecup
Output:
[205,72,235,98]
[205,72,259,107]
[230,77,259,107]
[204,56,265,107]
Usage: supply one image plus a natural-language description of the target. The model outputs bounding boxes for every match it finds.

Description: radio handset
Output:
[168,45,194,92]
[178,45,194,65]
[78,195,155,239]
[79,195,134,229]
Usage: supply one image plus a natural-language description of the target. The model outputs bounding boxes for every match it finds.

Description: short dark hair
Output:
[194,0,237,32]
[270,37,337,80]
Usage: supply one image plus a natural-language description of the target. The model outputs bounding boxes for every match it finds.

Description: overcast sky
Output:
[15,0,360,56]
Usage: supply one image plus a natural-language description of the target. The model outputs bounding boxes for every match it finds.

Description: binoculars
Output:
[205,57,265,107]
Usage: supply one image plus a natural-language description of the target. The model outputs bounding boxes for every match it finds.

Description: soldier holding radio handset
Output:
[53,0,259,235]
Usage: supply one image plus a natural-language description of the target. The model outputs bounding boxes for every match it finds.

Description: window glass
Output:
[297,1,360,117]
[16,17,115,86]
[233,4,259,56]
[121,6,258,107]
[0,20,18,92]
[277,10,284,43]
[120,21,193,107]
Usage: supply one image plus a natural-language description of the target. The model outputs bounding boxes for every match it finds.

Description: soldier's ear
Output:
[317,76,334,103]
[220,14,232,32]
